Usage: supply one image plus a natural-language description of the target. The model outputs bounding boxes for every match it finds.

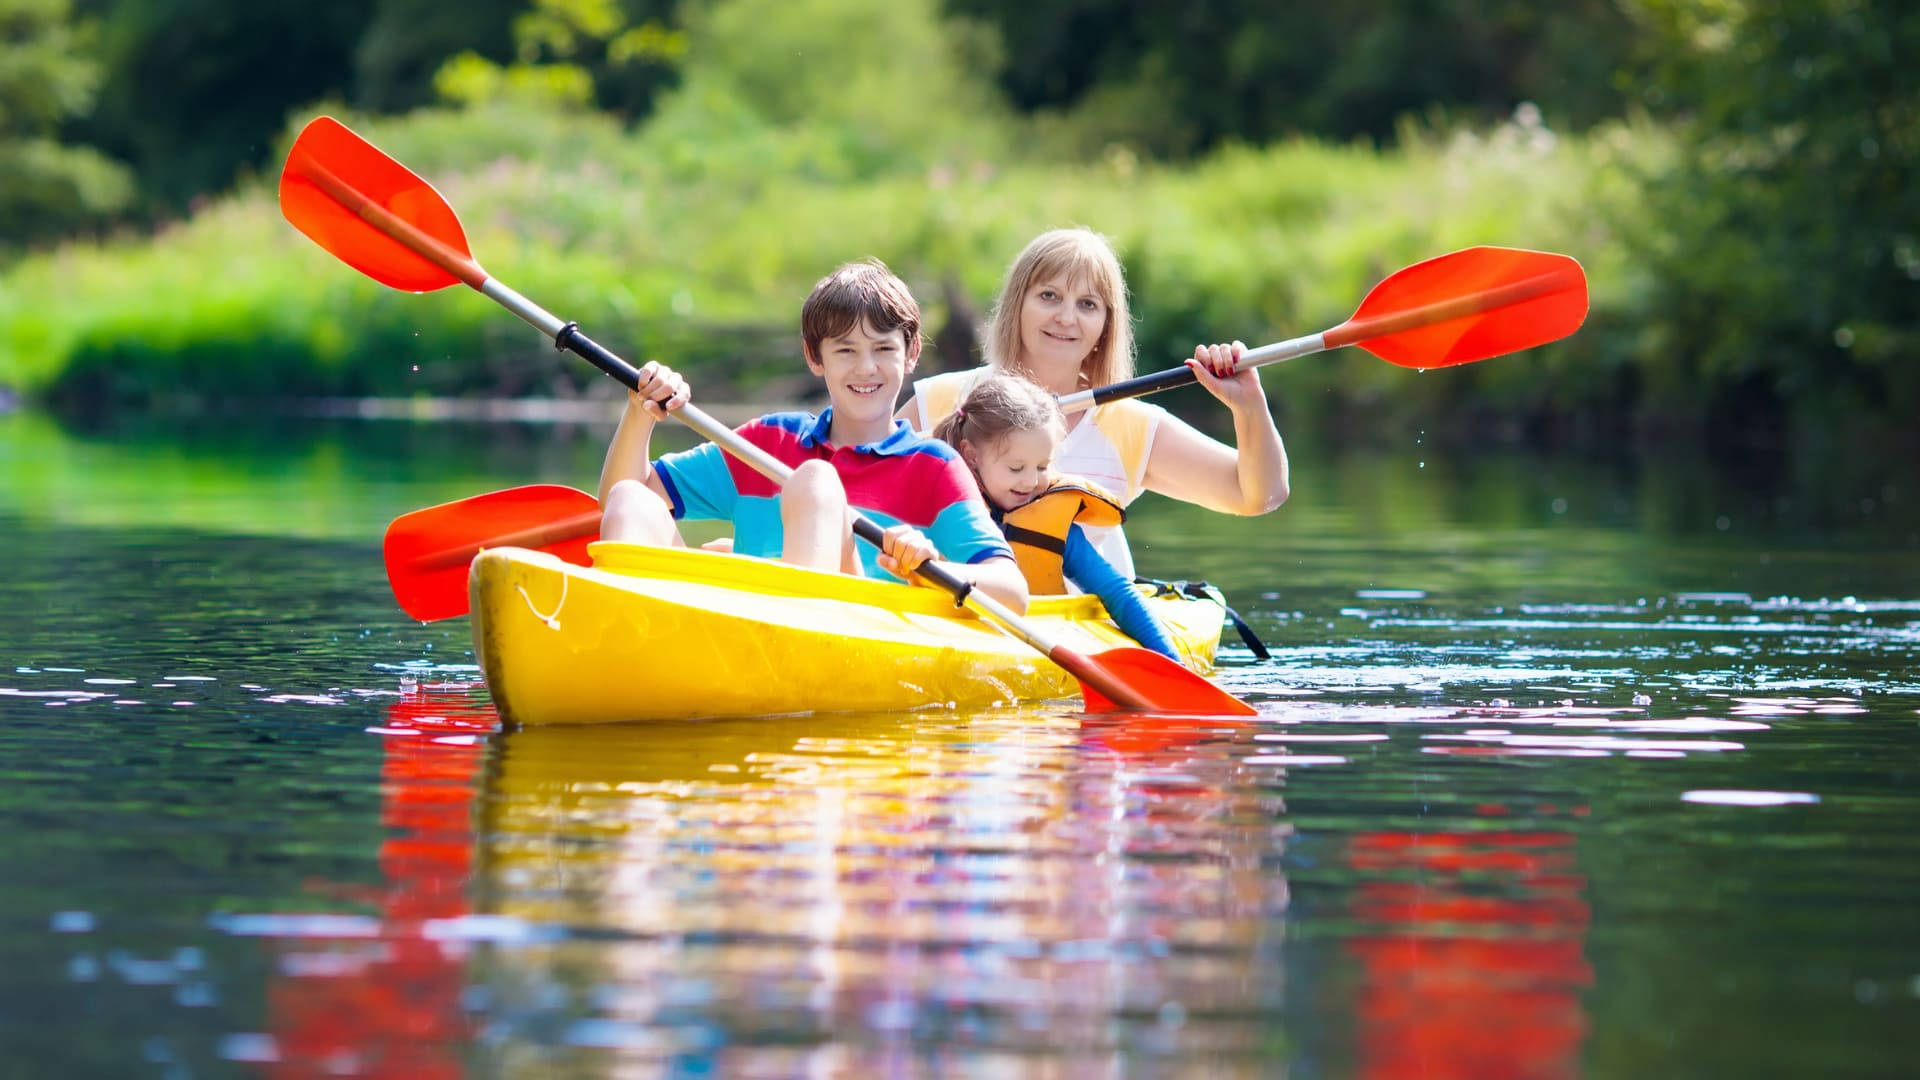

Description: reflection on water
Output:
[1,413,1917,1074]
[471,709,1286,1071]
[1348,828,1590,1080]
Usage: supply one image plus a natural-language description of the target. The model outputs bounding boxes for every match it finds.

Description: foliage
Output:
[0,0,133,248]
[1620,0,1919,441]
[0,92,1661,442]
[82,0,374,210]
[948,0,1642,156]
[431,0,684,114]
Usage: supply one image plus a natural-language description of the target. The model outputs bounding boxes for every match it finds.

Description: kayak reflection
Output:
[472,706,1289,1068]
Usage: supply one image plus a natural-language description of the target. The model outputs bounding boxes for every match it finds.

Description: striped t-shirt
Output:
[655,410,1013,581]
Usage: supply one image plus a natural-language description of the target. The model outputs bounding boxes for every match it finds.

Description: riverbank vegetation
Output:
[0,0,1911,449]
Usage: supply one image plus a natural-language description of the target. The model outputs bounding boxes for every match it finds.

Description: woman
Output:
[898,227,1289,577]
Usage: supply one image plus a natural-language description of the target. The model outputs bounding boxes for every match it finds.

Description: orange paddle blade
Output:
[1330,247,1588,369]
[384,485,601,622]
[1065,645,1258,716]
[280,116,480,293]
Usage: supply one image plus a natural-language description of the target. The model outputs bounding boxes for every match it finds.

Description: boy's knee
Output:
[602,480,676,544]
[784,460,847,517]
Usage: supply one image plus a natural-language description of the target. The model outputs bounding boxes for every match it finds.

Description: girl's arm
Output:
[1140,343,1290,516]
[1061,526,1181,660]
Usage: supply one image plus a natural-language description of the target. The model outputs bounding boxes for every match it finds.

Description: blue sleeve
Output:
[1061,525,1180,659]
[923,459,1015,565]
[653,442,737,522]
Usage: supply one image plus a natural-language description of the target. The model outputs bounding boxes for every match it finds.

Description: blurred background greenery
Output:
[1,0,1912,450]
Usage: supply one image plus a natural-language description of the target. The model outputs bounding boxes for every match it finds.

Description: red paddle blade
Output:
[1330,247,1588,369]
[280,116,477,293]
[384,485,602,622]
[1063,645,1258,716]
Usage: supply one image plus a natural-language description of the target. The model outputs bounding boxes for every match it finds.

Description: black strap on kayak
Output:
[1136,578,1271,660]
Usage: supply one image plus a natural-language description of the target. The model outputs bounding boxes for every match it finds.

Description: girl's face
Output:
[1017,274,1108,376]
[966,427,1058,512]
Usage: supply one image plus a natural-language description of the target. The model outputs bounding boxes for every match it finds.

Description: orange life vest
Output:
[998,480,1125,594]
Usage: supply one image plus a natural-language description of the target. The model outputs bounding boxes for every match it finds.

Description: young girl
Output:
[900,227,1290,578]
[933,372,1180,660]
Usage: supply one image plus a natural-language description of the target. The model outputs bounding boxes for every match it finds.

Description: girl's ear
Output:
[956,438,978,468]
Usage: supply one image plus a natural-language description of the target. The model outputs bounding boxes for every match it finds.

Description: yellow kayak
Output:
[468,542,1229,724]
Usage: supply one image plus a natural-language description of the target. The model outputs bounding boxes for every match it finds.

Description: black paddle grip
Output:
[553,322,643,391]
[852,516,973,607]
[1089,363,1199,405]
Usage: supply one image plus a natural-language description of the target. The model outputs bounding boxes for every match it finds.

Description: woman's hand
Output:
[1184,341,1266,412]
[877,523,941,581]
[628,361,691,420]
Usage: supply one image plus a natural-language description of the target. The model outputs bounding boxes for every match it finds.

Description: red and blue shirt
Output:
[655,410,1012,581]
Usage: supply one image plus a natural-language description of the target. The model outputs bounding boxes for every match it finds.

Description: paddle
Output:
[384,484,600,622]
[280,115,1254,716]
[1056,246,1588,412]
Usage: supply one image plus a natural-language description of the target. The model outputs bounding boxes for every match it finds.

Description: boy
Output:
[598,259,1029,613]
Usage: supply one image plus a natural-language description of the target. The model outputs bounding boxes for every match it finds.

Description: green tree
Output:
[1625,0,1919,441]
[0,0,132,248]
[82,0,375,210]
[948,0,1639,155]
[432,0,684,115]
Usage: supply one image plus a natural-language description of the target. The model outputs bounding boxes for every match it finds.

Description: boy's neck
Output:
[825,410,895,448]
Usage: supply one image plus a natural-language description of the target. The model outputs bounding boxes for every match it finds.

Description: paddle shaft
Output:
[1057,266,1580,412]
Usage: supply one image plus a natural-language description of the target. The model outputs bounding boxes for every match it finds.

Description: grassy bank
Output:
[0,100,1660,439]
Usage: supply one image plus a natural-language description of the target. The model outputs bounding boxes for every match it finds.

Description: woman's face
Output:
[1017,274,1107,378]
[966,427,1058,512]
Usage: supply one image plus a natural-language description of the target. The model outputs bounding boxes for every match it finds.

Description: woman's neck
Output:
[1014,355,1085,398]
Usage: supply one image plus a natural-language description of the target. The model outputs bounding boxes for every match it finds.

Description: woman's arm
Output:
[1140,343,1289,515]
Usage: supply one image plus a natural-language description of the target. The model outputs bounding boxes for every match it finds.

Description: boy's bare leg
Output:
[780,460,858,573]
[601,479,686,546]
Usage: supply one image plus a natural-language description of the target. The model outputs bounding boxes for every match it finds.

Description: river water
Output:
[2,409,1915,1076]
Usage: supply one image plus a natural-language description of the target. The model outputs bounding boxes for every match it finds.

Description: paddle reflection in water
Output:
[1346,821,1592,1079]
[234,688,493,1075]
[473,707,1290,1071]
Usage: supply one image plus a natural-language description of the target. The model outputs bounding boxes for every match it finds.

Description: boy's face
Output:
[806,319,919,425]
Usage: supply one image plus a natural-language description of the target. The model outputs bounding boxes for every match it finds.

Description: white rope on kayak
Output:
[516,577,567,631]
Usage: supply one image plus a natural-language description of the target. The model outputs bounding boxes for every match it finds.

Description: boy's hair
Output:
[801,258,922,362]
[932,372,1066,453]
[984,228,1136,389]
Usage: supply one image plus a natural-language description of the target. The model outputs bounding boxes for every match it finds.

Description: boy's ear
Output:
[905,334,922,373]
[802,337,823,374]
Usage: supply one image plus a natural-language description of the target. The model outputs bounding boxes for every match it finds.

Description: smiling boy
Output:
[598,259,1029,612]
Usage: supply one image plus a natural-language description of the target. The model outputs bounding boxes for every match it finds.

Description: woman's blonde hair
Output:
[931,372,1065,457]
[983,228,1135,389]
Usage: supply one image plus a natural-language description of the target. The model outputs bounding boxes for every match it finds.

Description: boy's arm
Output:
[597,361,690,504]
[880,524,1030,615]
[1061,526,1181,660]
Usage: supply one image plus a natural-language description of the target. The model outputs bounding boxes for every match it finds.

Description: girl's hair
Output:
[931,372,1065,454]
[983,227,1136,389]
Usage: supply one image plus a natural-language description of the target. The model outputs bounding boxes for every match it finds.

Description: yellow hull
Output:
[469,542,1228,724]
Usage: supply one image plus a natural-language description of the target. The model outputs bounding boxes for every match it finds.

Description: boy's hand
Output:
[1184,340,1265,411]
[629,361,690,420]
[877,523,940,581]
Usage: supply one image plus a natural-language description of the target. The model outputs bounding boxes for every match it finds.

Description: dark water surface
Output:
[2,410,1916,1077]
